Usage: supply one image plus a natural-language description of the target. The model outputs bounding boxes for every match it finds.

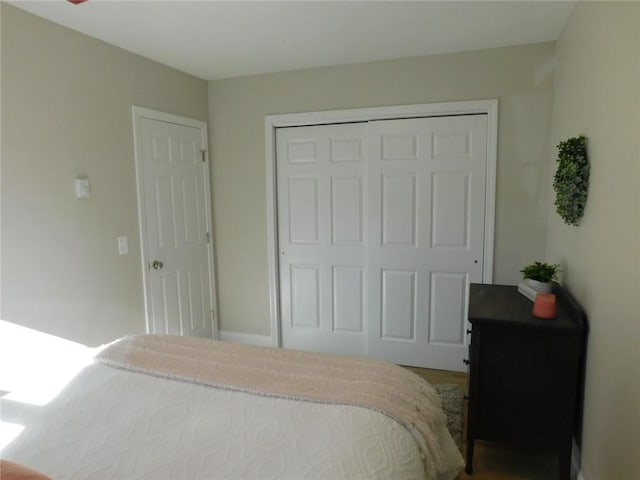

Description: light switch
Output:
[74,177,90,199]
[117,236,128,255]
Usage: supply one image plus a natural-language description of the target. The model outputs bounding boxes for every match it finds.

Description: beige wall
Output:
[208,42,555,335]
[546,2,639,478]
[0,4,209,346]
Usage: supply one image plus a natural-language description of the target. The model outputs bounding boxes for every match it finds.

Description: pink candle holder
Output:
[533,293,557,319]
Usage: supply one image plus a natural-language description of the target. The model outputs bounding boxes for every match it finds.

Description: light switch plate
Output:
[74,177,90,199]
[117,236,128,255]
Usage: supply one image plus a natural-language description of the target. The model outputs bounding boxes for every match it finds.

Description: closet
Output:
[275,113,489,371]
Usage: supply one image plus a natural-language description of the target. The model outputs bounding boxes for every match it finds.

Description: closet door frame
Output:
[265,99,498,347]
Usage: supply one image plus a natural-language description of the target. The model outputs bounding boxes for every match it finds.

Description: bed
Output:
[1,333,463,480]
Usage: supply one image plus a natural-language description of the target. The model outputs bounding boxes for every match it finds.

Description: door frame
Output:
[265,99,498,347]
[131,106,218,337]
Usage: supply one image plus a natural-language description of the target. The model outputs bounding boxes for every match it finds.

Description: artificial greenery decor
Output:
[520,261,561,283]
[553,135,589,226]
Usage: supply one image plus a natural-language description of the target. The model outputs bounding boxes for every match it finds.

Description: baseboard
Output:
[218,330,273,347]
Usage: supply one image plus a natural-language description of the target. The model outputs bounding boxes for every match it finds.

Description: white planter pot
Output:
[526,279,552,294]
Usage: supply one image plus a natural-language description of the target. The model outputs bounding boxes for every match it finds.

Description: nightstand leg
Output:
[558,442,572,480]
[465,438,474,474]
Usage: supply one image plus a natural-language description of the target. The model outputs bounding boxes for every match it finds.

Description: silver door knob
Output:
[152,260,164,270]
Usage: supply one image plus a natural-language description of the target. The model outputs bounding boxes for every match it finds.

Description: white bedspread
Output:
[2,363,429,479]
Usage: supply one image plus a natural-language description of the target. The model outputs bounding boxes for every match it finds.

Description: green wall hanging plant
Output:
[553,135,589,226]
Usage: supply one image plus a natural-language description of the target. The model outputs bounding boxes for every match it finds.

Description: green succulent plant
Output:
[553,136,589,226]
[520,261,561,283]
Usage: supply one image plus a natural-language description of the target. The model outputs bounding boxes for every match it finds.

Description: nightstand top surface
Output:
[469,283,579,330]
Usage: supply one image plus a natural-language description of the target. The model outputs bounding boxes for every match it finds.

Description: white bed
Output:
[0,329,463,480]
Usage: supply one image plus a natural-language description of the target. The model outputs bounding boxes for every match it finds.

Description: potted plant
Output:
[520,261,560,294]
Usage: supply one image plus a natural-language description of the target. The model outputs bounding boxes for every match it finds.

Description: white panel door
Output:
[367,115,487,370]
[135,111,216,339]
[277,123,367,356]
[276,115,487,371]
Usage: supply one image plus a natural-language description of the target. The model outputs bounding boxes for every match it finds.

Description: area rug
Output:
[433,383,464,451]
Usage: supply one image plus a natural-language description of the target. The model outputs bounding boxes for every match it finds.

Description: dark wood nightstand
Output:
[465,283,587,480]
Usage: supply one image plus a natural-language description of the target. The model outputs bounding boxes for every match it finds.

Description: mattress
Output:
[1,334,463,480]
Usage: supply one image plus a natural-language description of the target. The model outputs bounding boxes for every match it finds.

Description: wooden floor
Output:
[405,367,558,480]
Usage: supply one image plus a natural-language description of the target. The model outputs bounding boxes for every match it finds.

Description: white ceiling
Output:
[8,0,576,80]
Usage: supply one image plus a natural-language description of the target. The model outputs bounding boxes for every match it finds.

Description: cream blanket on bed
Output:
[95,334,463,480]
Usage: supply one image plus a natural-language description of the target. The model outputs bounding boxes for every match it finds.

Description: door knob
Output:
[152,260,164,270]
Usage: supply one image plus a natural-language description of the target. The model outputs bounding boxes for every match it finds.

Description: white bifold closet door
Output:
[276,115,487,371]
